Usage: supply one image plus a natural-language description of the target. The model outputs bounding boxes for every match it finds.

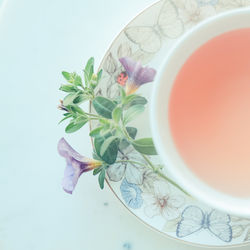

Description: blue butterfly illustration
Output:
[120,178,143,209]
[176,206,232,242]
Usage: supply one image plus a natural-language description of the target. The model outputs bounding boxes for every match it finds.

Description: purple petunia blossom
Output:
[58,138,102,194]
[119,57,156,95]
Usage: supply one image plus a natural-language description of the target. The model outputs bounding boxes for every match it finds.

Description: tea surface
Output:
[169,28,250,197]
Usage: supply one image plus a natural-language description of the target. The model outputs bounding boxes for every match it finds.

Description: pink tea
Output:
[169,28,250,197]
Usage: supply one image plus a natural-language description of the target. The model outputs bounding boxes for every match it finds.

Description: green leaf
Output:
[123,104,145,125]
[62,71,71,81]
[114,127,123,137]
[58,114,72,124]
[97,69,103,82]
[85,57,94,69]
[99,125,111,136]
[93,166,103,176]
[119,86,126,100]
[59,85,78,93]
[100,136,119,156]
[62,71,82,86]
[94,133,119,164]
[122,94,137,106]
[132,138,157,155]
[89,126,104,137]
[94,132,112,155]
[98,169,106,189]
[68,105,85,115]
[74,116,88,124]
[99,119,110,125]
[123,95,147,109]
[113,95,121,105]
[90,80,97,90]
[63,93,77,106]
[93,96,116,119]
[126,127,137,139]
[128,96,147,107]
[93,151,102,161]
[65,119,87,133]
[74,75,82,87]
[119,139,130,151]
[84,57,94,85]
[118,127,137,150]
[100,129,111,138]
[73,94,88,104]
[112,106,122,123]
[89,66,94,78]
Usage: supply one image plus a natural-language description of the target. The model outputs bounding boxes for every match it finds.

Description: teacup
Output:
[151,8,250,217]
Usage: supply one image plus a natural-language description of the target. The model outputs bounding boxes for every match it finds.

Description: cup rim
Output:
[151,7,250,217]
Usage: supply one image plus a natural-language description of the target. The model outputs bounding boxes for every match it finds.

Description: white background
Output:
[0,0,249,249]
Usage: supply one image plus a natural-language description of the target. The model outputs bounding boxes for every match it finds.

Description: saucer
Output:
[90,0,250,247]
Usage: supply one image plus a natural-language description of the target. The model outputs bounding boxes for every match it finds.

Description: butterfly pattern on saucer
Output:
[177,206,232,242]
[124,0,184,54]
[92,0,250,246]
[120,178,143,209]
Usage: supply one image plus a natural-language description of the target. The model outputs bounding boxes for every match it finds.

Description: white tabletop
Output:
[0,0,248,249]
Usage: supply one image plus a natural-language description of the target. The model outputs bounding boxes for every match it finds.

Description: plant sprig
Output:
[58,57,189,196]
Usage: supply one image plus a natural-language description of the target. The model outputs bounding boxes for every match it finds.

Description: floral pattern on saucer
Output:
[90,0,250,247]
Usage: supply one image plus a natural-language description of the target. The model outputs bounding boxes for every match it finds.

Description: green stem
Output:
[89,117,101,121]
[155,169,190,196]
[85,112,100,118]
[112,122,190,195]
[141,154,189,195]
[141,154,156,171]
[117,157,190,196]
[86,112,111,123]
[121,127,190,196]
[143,154,189,196]
[122,126,131,141]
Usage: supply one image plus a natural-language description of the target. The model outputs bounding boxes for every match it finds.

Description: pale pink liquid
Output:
[169,28,250,197]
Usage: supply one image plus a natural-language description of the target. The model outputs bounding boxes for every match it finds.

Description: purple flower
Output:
[119,57,156,95]
[58,138,102,194]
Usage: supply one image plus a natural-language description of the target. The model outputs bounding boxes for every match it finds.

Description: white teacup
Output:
[151,8,250,217]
